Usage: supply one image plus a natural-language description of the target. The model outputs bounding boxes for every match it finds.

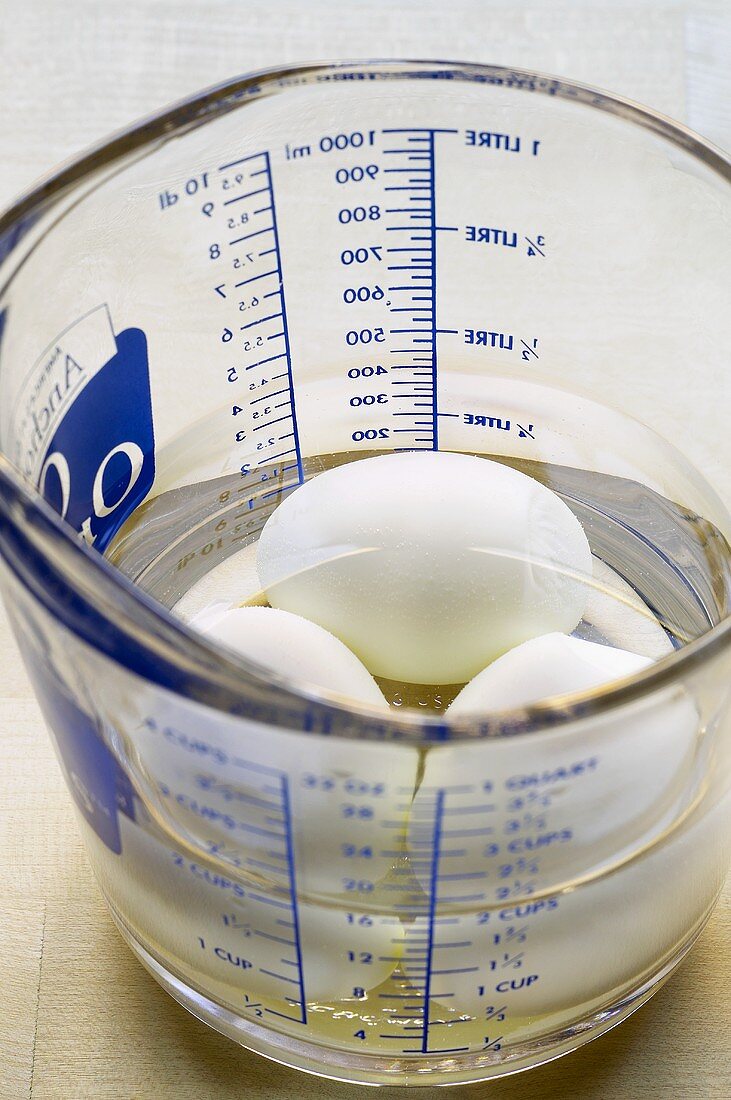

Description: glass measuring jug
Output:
[0,61,729,1086]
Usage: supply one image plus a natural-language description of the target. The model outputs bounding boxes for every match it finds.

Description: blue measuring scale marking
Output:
[215,151,304,485]
[197,752,309,1025]
[382,128,458,453]
[212,127,535,473]
[377,784,503,1055]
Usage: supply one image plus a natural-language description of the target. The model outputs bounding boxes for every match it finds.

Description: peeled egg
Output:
[129,681,418,898]
[81,813,403,1007]
[175,540,266,623]
[199,605,388,710]
[448,631,652,716]
[404,798,716,1018]
[409,634,697,948]
[257,451,593,684]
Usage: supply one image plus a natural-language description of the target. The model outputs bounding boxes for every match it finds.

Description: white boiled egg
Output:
[199,605,388,710]
[408,633,699,1019]
[81,813,403,1006]
[128,682,418,899]
[175,540,266,624]
[257,451,593,684]
[448,631,652,716]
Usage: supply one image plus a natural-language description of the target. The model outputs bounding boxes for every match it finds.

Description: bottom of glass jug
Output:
[104,892,714,1087]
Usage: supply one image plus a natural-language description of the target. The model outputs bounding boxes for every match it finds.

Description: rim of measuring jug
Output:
[1,58,730,745]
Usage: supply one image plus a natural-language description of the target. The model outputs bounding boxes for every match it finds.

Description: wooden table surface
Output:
[1,2,729,1097]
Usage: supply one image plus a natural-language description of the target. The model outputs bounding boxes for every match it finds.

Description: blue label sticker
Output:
[19,646,135,854]
[40,326,155,553]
